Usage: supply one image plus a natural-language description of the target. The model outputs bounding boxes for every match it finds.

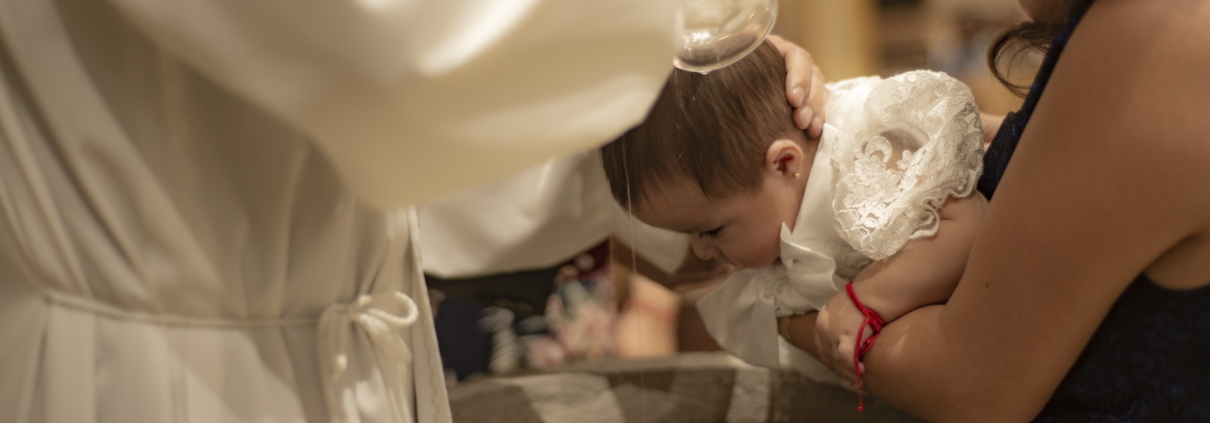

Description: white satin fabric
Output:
[697,72,982,369]
[418,152,688,279]
[103,0,678,209]
[0,1,676,422]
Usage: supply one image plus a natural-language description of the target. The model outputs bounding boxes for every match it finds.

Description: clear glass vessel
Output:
[675,0,778,74]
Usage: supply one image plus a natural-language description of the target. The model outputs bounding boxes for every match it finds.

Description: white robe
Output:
[0,0,677,422]
[418,151,689,279]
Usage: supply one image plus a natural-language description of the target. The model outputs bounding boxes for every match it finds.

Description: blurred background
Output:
[779,0,1035,114]
[775,0,1035,115]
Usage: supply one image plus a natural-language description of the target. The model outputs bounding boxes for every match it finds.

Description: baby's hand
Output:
[813,290,871,384]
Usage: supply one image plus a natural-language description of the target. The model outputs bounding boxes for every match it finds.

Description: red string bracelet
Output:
[845,281,885,412]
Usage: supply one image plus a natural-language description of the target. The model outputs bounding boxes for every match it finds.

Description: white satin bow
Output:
[318,291,420,423]
[696,224,846,368]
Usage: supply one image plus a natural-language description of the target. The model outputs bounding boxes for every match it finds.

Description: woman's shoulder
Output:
[1038,0,1210,199]
[1059,0,1210,117]
[1083,0,1210,40]
[1076,0,1210,80]
[1047,0,1210,286]
[993,0,1210,291]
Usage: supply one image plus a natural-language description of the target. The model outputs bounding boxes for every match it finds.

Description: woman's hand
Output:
[813,290,869,384]
[767,34,829,138]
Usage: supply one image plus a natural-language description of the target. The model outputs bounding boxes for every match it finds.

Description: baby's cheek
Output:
[732,244,780,269]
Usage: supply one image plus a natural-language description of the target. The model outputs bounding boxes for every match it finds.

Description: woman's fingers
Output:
[766,35,804,102]
[835,335,860,383]
[795,105,816,135]
[768,34,829,137]
[802,64,829,138]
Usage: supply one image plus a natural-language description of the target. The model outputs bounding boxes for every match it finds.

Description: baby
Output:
[601,41,986,385]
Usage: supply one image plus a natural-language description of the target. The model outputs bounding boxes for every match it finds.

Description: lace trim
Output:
[831,71,983,260]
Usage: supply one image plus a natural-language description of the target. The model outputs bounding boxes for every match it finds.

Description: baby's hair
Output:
[601,41,802,208]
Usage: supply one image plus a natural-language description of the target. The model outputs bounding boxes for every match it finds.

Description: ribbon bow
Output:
[318,292,420,423]
[697,224,848,369]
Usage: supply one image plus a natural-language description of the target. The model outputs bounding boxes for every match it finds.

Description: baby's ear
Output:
[765,139,805,177]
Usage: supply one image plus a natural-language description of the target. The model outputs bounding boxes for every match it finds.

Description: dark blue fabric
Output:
[977,4,1210,422]
[1034,279,1210,422]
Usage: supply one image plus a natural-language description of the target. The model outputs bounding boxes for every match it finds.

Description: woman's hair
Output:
[600,41,800,208]
[987,0,1096,97]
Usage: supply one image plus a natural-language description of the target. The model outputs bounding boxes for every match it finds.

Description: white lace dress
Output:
[697,71,984,371]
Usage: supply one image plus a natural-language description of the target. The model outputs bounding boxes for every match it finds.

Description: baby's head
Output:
[602,41,816,269]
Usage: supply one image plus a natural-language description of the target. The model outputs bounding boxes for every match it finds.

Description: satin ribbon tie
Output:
[318,292,420,423]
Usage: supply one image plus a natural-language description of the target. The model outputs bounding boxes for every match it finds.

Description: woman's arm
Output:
[822,1,1210,421]
[812,193,986,367]
[853,194,986,321]
[788,193,986,360]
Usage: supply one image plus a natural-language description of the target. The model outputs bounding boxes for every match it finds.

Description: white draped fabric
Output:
[0,0,677,422]
[418,151,689,279]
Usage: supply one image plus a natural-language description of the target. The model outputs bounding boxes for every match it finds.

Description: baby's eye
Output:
[699,227,723,239]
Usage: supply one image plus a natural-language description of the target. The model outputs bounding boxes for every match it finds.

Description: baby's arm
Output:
[854,192,986,320]
[814,192,987,357]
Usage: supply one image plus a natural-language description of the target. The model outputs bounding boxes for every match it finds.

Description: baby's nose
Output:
[690,238,717,261]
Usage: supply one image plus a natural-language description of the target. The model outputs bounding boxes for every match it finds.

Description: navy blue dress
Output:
[977,4,1210,422]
